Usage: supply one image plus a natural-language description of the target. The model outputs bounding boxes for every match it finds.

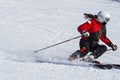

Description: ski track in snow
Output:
[0,0,120,80]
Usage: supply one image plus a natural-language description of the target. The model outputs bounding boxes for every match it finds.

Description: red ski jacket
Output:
[77,18,112,46]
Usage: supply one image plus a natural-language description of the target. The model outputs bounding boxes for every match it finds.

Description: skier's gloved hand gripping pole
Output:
[33,35,82,53]
[82,30,90,37]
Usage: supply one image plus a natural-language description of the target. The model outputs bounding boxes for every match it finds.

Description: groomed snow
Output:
[0,0,120,80]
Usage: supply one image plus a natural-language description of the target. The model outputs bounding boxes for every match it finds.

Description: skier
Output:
[68,11,118,63]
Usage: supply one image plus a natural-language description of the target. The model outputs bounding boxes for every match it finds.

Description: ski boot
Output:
[68,47,87,61]
[84,54,101,64]
[68,50,80,61]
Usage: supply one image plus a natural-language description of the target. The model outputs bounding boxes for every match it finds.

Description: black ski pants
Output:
[79,39,107,59]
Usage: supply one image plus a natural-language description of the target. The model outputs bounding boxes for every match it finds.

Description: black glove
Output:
[110,44,118,51]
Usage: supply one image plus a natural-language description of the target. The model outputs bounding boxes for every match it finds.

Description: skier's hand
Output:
[82,30,90,37]
[111,44,118,51]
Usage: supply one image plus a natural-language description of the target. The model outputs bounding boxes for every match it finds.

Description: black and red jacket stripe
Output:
[77,18,112,47]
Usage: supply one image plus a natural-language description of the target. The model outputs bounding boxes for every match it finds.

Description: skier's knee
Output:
[100,45,107,52]
[93,45,107,59]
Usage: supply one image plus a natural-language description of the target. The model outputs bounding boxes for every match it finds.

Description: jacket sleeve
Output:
[100,34,112,46]
[100,24,112,46]
[77,21,91,33]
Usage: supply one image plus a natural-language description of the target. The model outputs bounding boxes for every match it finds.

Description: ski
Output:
[68,57,120,70]
[93,64,120,69]
[35,58,120,70]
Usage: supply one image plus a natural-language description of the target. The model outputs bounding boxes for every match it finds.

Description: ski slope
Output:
[0,0,120,80]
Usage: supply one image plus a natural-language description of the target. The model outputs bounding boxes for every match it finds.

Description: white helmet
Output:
[97,11,111,23]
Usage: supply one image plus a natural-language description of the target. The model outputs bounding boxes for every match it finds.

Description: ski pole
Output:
[33,35,82,53]
[107,49,112,51]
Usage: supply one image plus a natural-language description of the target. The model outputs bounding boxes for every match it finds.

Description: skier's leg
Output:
[79,39,90,57]
[83,45,107,64]
[82,44,106,64]
[68,39,90,60]
[92,45,107,59]
[69,47,87,60]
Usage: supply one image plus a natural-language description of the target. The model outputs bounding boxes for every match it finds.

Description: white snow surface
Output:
[0,0,120,80]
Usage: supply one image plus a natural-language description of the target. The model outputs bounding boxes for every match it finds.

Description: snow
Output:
[0,0,120,80]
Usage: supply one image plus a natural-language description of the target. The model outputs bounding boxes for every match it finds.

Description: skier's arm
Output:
[100,34,112,46]
[100,24,113,47]
[100,32,118,51]
[77,21,91,33]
